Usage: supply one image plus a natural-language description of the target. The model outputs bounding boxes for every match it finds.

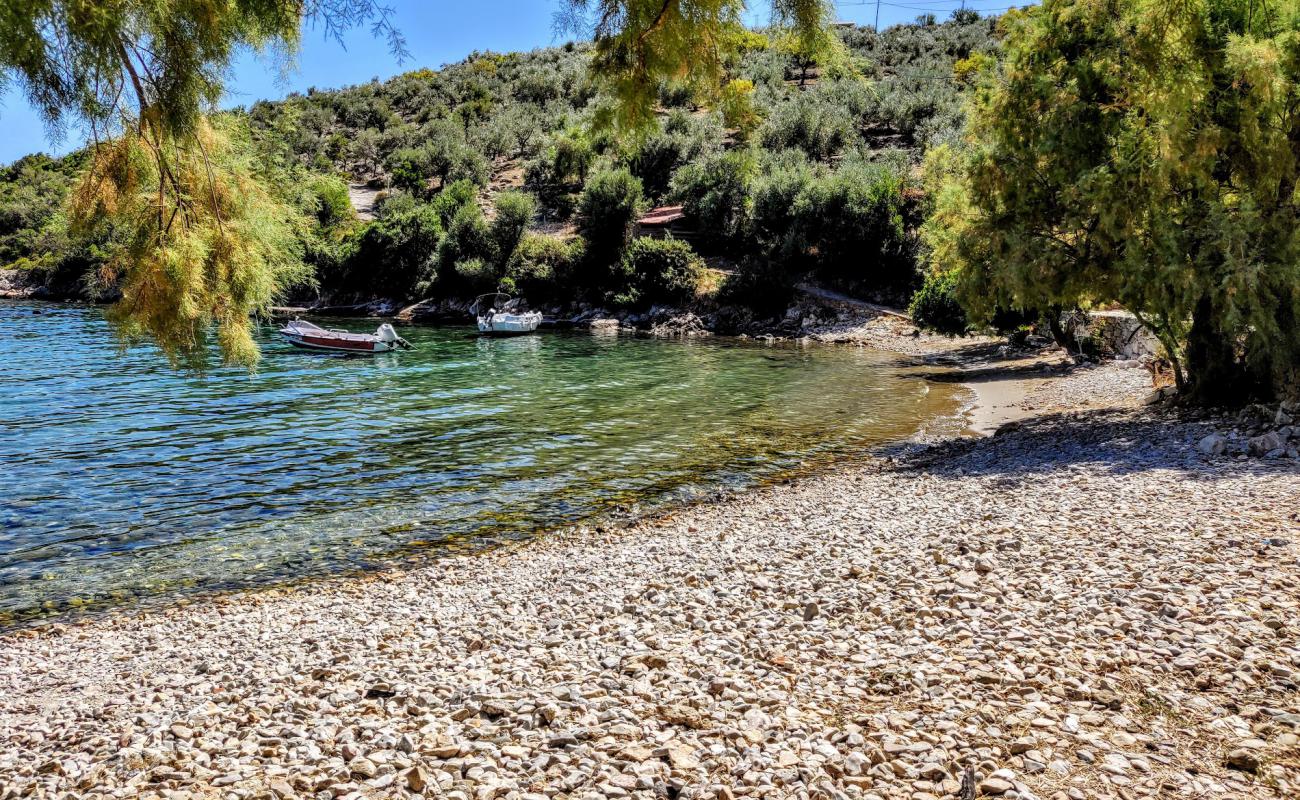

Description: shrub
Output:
[613,236,704,307]
[506,233,583,300]
[429,180,478,230]
[334,200,441,298]
[795,164,911,291]
[751,150,817,260]
[453,257,497,293]
[577,168,644,283]
[718,257,797,317]
[759,90,857,163]
[670,150,755,251]
[489,190,537,269]
[908,270,967,335]
[305,175,354,228]
[435,203,496,290]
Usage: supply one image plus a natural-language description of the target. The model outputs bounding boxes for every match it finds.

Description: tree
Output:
[924,0,1300,403]
[556,0,838,131]
[577,168,645,283]
[336,194,440,299]
[0,0,403,366]
[489,191,538,271]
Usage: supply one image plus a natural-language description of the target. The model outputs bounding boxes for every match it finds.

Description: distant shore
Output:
[3,336,1298,798]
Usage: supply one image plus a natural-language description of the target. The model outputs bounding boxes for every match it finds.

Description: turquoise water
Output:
[0,301,960,624]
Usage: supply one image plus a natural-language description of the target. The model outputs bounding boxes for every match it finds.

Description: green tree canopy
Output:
[924,0,1300,402]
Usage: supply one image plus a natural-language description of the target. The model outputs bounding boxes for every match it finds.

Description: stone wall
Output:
[1062,309,1161,360]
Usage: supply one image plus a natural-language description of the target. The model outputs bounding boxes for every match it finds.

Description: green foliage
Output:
[336,193,441,299]
[671,150,756,249]
[613,236,705,306]
[908,270,966,335]
[796,162,909,289]
[489,191,537,270]
[435,203,495,291]
[751,150,816,257]
[2,16,998,331]
[577,168,645,278]
[760,89,856,162]
[925,0,1300,401]
[718,256,797,316]
[70,118,315,367]
[306,175,355,229]
[429,180,480,231]
[0,0,402,365]
[624,112,723,201]
[506,234,584,300]
[525,127,595,218]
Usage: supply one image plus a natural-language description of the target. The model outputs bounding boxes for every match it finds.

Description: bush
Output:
[613,236,704,307]
[489,190,536,269]
[670,150,755,251]
[908,270,967,335]
[718,257,797,317]
[506,233,584,300]
[751,150,816,260]
[795,164,911,291]
[334,199,441,298]
[305,175,354,228]
[577,168,644,283]
[429,180,478,230]
[435,203,496,290]
[760,90,857,163]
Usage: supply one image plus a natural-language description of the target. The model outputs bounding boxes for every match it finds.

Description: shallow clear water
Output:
[0,301,961,624]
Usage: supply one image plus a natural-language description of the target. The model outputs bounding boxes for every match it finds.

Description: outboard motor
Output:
[375,323,414,350]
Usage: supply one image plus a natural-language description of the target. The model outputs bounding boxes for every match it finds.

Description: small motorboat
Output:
[473,293,542,335]
[279,318,412,353]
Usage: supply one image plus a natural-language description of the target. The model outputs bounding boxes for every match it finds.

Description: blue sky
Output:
[0,0,1019,165]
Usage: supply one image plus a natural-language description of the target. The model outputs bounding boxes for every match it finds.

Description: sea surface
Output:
[0,301,963,624]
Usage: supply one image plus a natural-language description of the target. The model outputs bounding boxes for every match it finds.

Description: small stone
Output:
[1225,748,1259,773]
[404,766,429,793]
[1198,433,1228,455]
[348,757,377,779]
[978,776,1014,795]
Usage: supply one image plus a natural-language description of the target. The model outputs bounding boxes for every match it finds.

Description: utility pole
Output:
[874,0,881,31]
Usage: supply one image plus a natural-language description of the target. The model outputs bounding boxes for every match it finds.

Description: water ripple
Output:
[0,300,961,624]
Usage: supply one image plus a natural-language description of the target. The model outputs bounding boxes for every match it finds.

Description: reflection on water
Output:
[0,301,961,624]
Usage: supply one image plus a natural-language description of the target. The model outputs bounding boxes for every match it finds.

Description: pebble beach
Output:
[2,362,1298,800]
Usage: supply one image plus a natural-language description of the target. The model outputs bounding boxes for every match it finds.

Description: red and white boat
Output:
[278,318,412,353]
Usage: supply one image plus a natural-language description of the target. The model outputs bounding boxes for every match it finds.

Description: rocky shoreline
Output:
[2,355,1298,799]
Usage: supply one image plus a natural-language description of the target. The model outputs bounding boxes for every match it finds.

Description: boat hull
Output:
[280,333,396,353]
[477,313,542,335]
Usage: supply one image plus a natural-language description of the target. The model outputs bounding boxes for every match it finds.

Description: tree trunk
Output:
[1044,305,1074,350]
[1184,293,1250,405]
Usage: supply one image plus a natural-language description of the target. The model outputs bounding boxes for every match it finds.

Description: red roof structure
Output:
[637,205,686,227]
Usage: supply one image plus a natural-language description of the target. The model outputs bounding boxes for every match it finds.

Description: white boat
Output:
[279,318,412,353]
[473,293,542,335]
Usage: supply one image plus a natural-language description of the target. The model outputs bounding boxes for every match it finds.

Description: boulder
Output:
[1197,433,1228,456]
[1248,431,1286,456]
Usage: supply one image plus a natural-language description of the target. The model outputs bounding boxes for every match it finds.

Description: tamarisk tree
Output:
[0,0,406,365]
[924,0,1300,403]
[556,0,840,131]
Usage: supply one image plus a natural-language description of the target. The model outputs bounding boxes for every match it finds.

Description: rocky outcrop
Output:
[1057,309,1161,359]
[1196,401,1300,459]
[0,269,42,299]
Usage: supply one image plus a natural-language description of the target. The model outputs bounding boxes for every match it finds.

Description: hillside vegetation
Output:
[0,15,997,315]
